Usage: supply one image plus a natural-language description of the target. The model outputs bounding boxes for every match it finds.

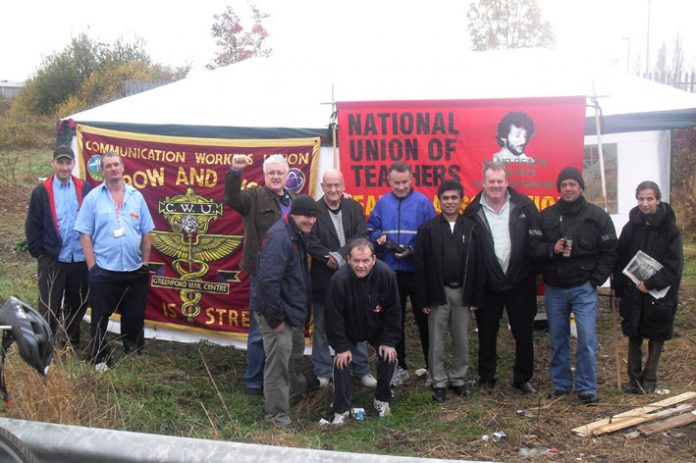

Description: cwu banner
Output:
[76,124,320,346]
[337,96,586,215]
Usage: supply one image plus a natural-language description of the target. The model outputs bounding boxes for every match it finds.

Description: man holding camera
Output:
[367,161,435,384]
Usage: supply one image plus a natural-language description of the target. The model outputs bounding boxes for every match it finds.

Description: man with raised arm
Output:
[224,153,293,396]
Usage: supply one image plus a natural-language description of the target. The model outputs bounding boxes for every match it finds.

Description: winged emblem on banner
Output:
[151,188,242,322]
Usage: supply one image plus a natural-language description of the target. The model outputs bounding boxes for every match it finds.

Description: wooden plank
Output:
[571,391,696,437]
[593,404,693,435]
[636,410,696,436]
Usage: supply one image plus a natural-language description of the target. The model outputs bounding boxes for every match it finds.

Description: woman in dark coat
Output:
[612,181,683,394]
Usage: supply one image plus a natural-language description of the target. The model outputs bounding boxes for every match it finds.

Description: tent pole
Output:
[591,84,622,392]
[331,84,338,169]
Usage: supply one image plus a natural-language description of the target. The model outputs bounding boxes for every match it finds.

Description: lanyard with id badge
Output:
[113,194,126,238]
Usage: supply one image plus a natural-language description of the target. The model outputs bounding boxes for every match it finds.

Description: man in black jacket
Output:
[306,169,375,388]
[529,167,617,404]
[463,162,541,394]
[326,238,401,424]
[25,145,91,347]
[414,180,484,402]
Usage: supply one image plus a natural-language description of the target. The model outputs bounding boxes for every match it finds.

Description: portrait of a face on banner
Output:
[76,124,319,343]
[336,96,586,215]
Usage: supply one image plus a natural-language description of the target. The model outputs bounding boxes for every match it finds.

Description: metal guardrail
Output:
[0,418,489,463]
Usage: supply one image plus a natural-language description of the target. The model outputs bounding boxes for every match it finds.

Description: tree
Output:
[654,42,668,76]
[467,0,554,51]
[11,34,187,117]
[55,61,188,117]
[208,1,272,69]
[670,33,685,79]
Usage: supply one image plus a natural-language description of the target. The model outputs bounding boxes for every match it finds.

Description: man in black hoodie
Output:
[325,238,401,424]
[463,162,541,394]
[529,167,617,404]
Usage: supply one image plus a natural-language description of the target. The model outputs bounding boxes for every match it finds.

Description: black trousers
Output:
[396,271,429,370]
[37,256,89,345]
[475,281,537,384]
[332,340,397,414]
[88,265,149,363]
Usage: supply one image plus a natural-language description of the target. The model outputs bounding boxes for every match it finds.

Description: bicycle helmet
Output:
[0,297,53,376]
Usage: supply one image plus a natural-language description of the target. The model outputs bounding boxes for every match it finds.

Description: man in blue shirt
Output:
[75,152,154,371]
[25,145,92,347]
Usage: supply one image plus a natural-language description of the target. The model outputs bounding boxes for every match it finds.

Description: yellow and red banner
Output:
[76,124,320,343]
[337,97,586,214]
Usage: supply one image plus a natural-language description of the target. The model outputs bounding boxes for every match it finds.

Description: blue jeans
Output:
[243,276,265,390]
[311,301,370,379]
[545,282,598,396]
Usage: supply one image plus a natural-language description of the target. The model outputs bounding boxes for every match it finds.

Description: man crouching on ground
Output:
[325,238,402,424]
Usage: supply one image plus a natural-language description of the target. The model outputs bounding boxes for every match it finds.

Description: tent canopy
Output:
[67,49,696,137]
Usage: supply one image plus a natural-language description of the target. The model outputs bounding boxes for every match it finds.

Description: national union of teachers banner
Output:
[337,96,586,215]
[76,124,320,344]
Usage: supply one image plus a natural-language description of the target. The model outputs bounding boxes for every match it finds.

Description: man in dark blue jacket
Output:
[25,145,91,347]
[255,195,319,429]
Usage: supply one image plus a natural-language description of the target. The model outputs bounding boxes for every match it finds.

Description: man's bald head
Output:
[321,168,345,208]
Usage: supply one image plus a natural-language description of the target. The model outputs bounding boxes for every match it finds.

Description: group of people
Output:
[223,152,683,429]
[26,147,153,372]
[26,145,682,430]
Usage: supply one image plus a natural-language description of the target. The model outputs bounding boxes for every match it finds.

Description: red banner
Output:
[76,125,320,342]
[337,97,586,215]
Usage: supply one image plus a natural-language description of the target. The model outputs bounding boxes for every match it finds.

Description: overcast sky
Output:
[2,0,694,82]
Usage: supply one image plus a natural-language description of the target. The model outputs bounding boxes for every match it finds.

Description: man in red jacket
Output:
[25,145,91,347]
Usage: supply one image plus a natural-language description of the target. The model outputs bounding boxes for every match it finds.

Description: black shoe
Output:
[513,381,537,395]
[479,381,495,393]
[623,383,643,394]
[578,393,599,405]
[450,385,470,397]
[547,390,570,399]
[432,387,446,403]
[306,376,321,392]
[244,387,263,397]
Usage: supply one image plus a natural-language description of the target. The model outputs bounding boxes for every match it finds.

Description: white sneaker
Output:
[361,374,377,388]
[318,377,331,388]
[94,362,109,373]
[331,411,350,425]
[391,367,409,387]
[373,399,391,417]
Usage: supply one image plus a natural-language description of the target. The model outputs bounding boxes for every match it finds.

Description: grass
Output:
[1,148,696,462]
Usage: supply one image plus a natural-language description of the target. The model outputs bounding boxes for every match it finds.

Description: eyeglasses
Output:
[266,170,287,177]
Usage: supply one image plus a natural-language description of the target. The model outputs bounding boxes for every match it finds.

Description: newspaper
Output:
[622,250,670,299]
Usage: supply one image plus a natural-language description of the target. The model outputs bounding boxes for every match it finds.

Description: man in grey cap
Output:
[530,166,617,404]
[255,194,319,429]
[25,145,92,347]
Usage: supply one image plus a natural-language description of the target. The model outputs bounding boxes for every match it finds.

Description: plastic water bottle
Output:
[351,407,365,421]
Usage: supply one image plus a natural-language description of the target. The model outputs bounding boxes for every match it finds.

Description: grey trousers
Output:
[258,315,307,426]
[628,336,664,392]
[428,286,471,388]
